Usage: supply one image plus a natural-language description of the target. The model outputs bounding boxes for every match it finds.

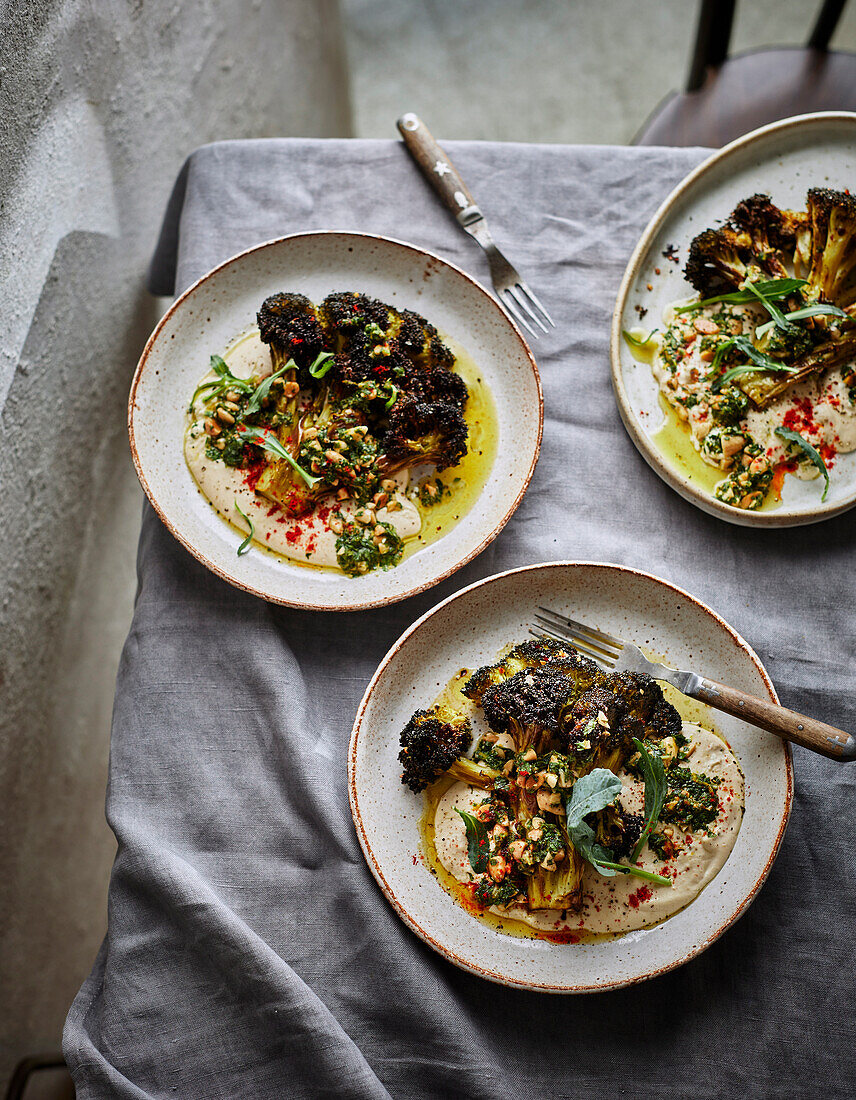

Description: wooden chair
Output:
[634,0,856,147]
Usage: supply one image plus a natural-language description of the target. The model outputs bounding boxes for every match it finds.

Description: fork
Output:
[396,112,554,339]
[533,607,856,762]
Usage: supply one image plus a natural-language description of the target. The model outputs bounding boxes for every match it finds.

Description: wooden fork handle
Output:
[396,113,483,226]
[690,677,856,761]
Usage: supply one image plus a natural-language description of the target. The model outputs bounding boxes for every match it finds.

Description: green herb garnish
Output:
[454,808,489,874]
[308,351,335,379]
[622,328,659,349]
[234,498,254,556]
[384,384,398,410]
[235,427,320,488]
[564,769,671,887]
[630,738,668,861]
[744,279,795,333]
[564,769,622,822]
[243,360,296,418]
[710,335,799,391]
[674,277,807,313]
[755,302,848,339]
[190,353,253,409]
[774,426,830,501]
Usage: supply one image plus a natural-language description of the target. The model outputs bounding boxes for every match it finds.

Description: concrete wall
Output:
[0,0,351,1081]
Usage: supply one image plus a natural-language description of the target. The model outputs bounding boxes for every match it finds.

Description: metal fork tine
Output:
[507,284,549,334]
[528,626,616,669]
[534,612,623,658]
[500,289,539,338]
[537,607,625,649]
[517,282,555,327]
[533,615,621,663]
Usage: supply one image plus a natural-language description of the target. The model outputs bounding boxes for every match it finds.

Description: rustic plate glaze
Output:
[611,111,856,527]
[129,232,542,609]
[349,562,792,992]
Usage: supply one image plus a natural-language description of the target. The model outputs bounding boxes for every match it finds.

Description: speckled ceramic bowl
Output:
[129,232,542,610]
[349,562,792,992]
[611,111,856,527]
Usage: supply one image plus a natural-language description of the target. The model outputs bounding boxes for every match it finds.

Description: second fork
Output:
[397,112,554,338]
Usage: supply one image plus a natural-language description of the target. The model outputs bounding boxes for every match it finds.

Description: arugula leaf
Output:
[454,808,489,875]
[774,426,830,501]
[755,302,848,339]
[622,328,659,350]
[630,738,668,861]
[308,351,335,379]
[234,499,254,556]
[243,360,296,418]
[674,277,807,313]
[567,819,671,886]
[564,769,623,826]
[235,427,321,488]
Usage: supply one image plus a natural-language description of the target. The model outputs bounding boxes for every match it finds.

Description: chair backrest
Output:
[687,0,848,90]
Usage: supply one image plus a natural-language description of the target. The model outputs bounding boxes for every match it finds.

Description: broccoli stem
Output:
[526,849,585,911]
[446,757,500,790]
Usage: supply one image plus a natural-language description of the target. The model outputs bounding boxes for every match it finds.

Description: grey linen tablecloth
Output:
[65,139,856,1099]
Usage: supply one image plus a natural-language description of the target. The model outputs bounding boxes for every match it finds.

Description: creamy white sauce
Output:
[184,330,421,566]
[433,723,744,937]
[651,301,856,487]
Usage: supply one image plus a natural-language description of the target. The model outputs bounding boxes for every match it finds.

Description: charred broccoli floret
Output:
[805,187,856,308]
[559,688,622,761]
[463,638,577,705]
[398,707,498,793]
[609,671,681,740]
[257,292,328,373]
[379,399,468,473]
[597,806,644,860]
[400,366,469,409]
[320,292,392,343]
[683,225,767,297]
[394,309,456,371]
[728,194,789,277]
[554,670,681,762]
[481,666,595,741]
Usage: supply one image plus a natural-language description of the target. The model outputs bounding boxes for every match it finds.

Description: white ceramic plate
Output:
[129,232,542,610]
[611,111,856,527]
[349,562,792,992]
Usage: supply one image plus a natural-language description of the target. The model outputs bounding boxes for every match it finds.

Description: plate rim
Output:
[610,110,856,529]
[128,230,544,610]
[348,559,794,993]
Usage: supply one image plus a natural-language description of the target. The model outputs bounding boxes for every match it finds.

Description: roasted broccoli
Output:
[728,193,790,277]
[379,399,468,474]
[481,662,601,746]
[597,806,644,860]
[463,638,585,707]
[683,225,769,297]
[398,706,499,792]
[804,187,856,308]
[257,292,328,374]
[400,642,685,915]
[400,366,469,409]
